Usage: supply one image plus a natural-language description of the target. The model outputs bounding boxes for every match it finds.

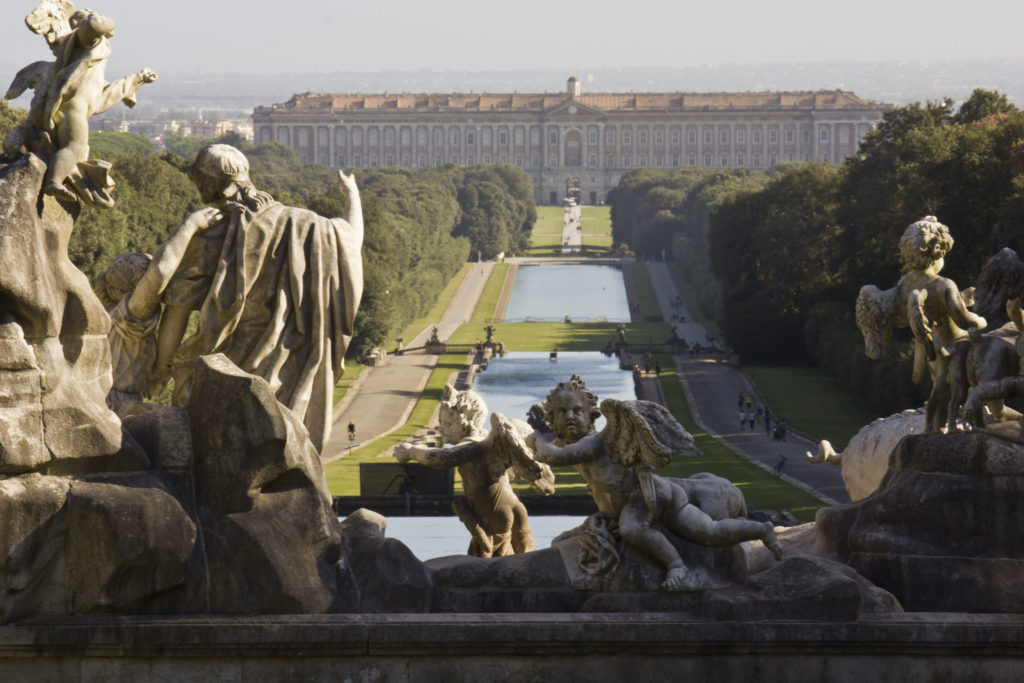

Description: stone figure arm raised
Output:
[531,432,603,467]
[394,439,486,468]
[338,170,363,243]
[125,207,221,322]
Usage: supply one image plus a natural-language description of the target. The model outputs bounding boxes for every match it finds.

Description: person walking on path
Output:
[739,409,747,431]
[764,412,772,437]
[347,421,356,442]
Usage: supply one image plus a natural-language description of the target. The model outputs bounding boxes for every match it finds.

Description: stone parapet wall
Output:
[2,614,1024,681]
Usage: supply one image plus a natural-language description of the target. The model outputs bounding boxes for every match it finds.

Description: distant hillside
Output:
[67,58,1024,120]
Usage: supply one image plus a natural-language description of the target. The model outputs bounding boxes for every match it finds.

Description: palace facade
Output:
[252,77,890,205]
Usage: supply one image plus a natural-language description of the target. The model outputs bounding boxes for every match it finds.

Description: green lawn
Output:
[655,355,826,521]
[397,262,473,345]
[667,266,722,339]
[526,206,566,256]
[580,206,612,235]
[746,365,884,451]
[332,362,365,407]
[471,262,510,323]
[324,357,466,494]
[448,321,674,352]
[630,262,662,319]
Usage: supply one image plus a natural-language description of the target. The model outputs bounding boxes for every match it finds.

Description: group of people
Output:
[735,392,787,441]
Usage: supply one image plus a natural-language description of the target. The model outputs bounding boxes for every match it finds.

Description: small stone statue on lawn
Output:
[531,375,781,591]
[394,384,555,557]
[4,1,157,206]
[855,216,986,432]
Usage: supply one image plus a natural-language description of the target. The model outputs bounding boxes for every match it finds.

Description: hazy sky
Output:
[2,0,1022,77]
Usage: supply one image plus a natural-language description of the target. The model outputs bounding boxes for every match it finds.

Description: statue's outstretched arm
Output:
[533,433,602,466]
[338,171,363,243]
[125,207,221,322]
[95,68,158,114]
[394,439,485,469]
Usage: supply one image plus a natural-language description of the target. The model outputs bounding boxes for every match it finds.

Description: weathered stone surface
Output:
[817,432,1024,612]
[122,407,192,472]
[186,354,342,614]
[65,475,197,614]
[701,551,901,621]
[0,473,197,622]
[0,155,127,472]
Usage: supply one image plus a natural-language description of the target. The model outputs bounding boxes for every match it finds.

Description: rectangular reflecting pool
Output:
[471,351,636,430]
[503,264,630,322]
[372,515,586,561]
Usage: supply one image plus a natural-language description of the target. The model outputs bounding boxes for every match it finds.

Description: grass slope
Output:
[745,365,884,451]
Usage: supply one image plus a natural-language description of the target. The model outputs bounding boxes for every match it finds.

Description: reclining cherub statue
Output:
[530,374,781,591]
[394,384,555,558]
[855,216,987,432]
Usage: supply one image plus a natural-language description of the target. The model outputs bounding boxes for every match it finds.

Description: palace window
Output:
[703,154,711,166]
[532,155,539,168]
[368,129,379,146]
[451,154,459,164]
[417,155,425,167]
[688,129,696,144]
[820,127,829,142]
[638,130,647,145]
[384,128,395,145]
[589,154,597,167]
[736,129,745,144]
[514,128,524,145]
[671,153,680,166]
[467,154,474,165]
[753,153,761,166]
[337,154,346,167]
[769,152,777,165]
[370,155,378,167]
[499,153,507,162]
[752,129,761,144]
[589,130,597,145]
[655,155,663,167]
[434,129,443,145]
[720,129,729,144]
[549,130,558,145]
[450,129,459,145]
[623,130,632,144]
[417,128,427,145]
[639,153,647,166]
[606,154,614,167]
[786,130,794,144]
[467,131,475,145]
[720,155,728,166]
[434,155,441,165]
[385,154,393,166]
[737,152,744,166]
[623,154,630,167]
[606,129,615,144]
[483,153,491,163]
[768,130,778,144]
[482,128,492,145]
[354,153,362,166]
[655,130,664,145]
[687,153,696,165]
[671,129,680,144]
[516,154,524,166]
[499,130,508,145]
[704,128,712,144]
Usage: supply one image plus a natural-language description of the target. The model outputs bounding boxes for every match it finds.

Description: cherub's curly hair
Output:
[541,374,601,428]
[899,215,954,273]
[93,252,150,310]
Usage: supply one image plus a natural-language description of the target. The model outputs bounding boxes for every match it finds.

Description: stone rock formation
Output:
[817,431,1024,612]
[0,153,140,473]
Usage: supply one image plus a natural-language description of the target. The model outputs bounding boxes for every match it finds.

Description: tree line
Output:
[0,103,535,360]
[610,89,1024,415]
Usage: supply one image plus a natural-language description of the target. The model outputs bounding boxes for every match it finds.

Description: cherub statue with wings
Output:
[4,1,157,207]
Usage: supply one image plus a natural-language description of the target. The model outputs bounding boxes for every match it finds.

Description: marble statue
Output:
[531,375,781,591]
[149,144,363,453]
[94,206,224,416]
[4,1,157,207]
[394,384,555,557]
[855,216,986,432]
[962,247,1024,433]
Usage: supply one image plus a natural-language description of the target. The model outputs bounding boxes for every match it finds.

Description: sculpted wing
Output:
[25,0,75,49]
[973,248,1024,319]
[855,284,903,359]
[598,398,698,469]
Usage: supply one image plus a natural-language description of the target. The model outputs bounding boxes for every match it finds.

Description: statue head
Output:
[93,251,150,310]
[189,144,254,206]
[899,216,954,275]
[438,384,487,444]
[541,374,600,444]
